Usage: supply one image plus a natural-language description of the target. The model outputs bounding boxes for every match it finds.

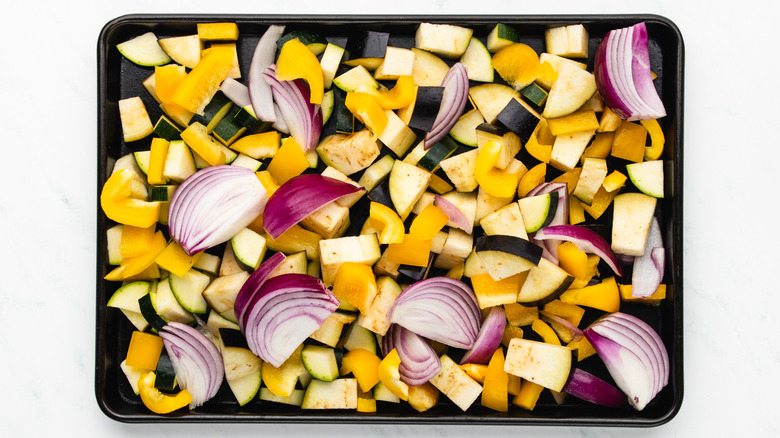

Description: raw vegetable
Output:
[160,322,225,408]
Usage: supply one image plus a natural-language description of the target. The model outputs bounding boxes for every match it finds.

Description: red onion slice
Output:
[594,22,666,121]
[388,277,481,350]
[248,25,285,122]
[425,63,470,149]
[220,77,251,108]
[241,273,339,367]
[234,252,287,331]
[434,194,472,234]
[168,165,268,255]
[534,224,623,276]
[631,217,665,298]
[606,312,669,393]
[262,174,365,239]
[383,324,441,386]
[160,322,225,408]
[459,306,506,365]
[262,65,321,151]
[563,368,627,408]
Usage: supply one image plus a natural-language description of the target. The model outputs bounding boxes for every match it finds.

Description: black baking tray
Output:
[96,13,684,426]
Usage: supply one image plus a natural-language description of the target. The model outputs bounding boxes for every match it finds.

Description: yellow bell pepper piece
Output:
[610,121,647,163]
[232,131,281,159]
[640,119,665,160]
[386,235,432,267]
[155,240,202,276]
[267,137,309,184]
[568,197,586,225]
[197,22,239,41]
[378,349,408,401]
[557,241,590,280]
[546,109,599,137]
[512,380,544,410]
[481,348,508,412]
[531,319,561,345]
[362,75,417,110]
[445,261,465,280]
[256,170,280,197]
[407,382,440,413]
[470,272,524,309]
[332,262,378,315]
[125,331,164,370]
[264,224,321,260]
[459,363,488,383]
[263,344,306,397]
[492,43,543,90]
[340,348,382,393]
[567,335,596,362]
[542,299,585,327]
[147,137,170,185]
[180,121,226,166]
[104,231,167,281]
[276,38,324,105]
[101,169,161,228]
[409,204,449,240]
[524,119,553,164]
[618,283,667,304]
[154,65,187,105]
[560,276,620,313]
[518,162,547,197]
[345,92,388,136]
[583,132,614,160]
[171,46,235,115]
[369,202,405,244]
[475,140,522,198]
[602,170,627,193]
[357,390,377,413]
[137,371,193,414]
[119,224,156,259]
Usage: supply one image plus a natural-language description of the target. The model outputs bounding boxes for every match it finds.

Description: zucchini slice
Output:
[301,345,339,382]
[116,32,172,66]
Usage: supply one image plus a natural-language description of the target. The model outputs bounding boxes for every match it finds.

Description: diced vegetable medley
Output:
[103,19,673,416]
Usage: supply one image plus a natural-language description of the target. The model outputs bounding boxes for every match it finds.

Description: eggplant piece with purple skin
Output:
[408,86,445,132]
[495,97,539,143]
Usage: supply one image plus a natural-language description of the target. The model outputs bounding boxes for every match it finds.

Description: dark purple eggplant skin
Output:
[475,234,544,264]
[408,86,445,132]
[495,98,538,143]
[345,30,390,60]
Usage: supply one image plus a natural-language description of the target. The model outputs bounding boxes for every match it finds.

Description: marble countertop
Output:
[2,0,777,436]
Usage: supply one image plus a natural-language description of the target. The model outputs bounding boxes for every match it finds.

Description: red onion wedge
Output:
[632,217,665,298]
[262,65,322,151]
[539,310,583,339]
[425,63,469,149]
[459,306,506,365]
[563,368,627,408]
[534,225,623,276]
[168,165,268,255]
[241,273,339,367]
[233,252,287,331]
[594,22,666,121]
[434,194,472,234]
[160,322,225,409]
[248,25,285,122]
[220,77,251,108]
[387,277,481,350]
[584,312,669,410]
[382,324,441,386]
[262,174,365,239]
[527,182,569,262]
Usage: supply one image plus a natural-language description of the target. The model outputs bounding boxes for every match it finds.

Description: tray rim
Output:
[96,12,684,427]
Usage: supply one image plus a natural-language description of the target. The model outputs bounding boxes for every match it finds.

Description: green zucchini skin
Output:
[154,349,177,391]
[138,293,167,333]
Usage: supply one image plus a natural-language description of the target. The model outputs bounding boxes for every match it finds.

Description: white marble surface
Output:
[1,0,777,436]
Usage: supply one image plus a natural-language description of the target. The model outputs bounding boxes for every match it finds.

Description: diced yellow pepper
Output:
[154,65,187,105]
[119,224,156,259]
[409,204,449,240]
[475,140,522,198]
[378,349,408,401]
[332,262,378,314]
[125,331,164,370]
[256,170,280,196]
[504,302,538,327]
[445,261,465,280]
[567,335,596,361]
[340,348,382,393]
[582,186,619,220]
[428,173,454,195]
[101,169,161,228]
[619,283,667,304]
[147,138,169,185]
[386,235,432,267]
[518,163,546,197]
[512,380,544,410]
[640,119,665,160]
[264,224,321,260]
[137,371,193,414]
[524,119,553,164]
[369,202,405,244]
[357,390,377,413]
[263,344,306,397]
[362,75,417,110]
[276,38,324,105]
[407,382,440,413]
[171,46,235,114]
[551,167,581,194]
[610,121,647,163]
[557,241,589,279]
[197,22,239,41]
[180,121,226,166]
[560,276,621,313]
[531,319,561,345]
[345,92,388,136]
[546,109,599,137]
[481,348,508,412]
[231,131,281,159]
[542,299,585,327]
[568,197,586,225]
[602,170,627,192]
[105,231,167,281]
[492,43,543,89]
[459,363,488,383]
[597,106,623,132]
[582,131,614,160]
[155,240,202,276]
[568,254,601,289]
[471,273,524,309]
[267,137,309,184]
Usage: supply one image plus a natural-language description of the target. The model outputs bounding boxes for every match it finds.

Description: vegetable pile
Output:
[105,19,672,416]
